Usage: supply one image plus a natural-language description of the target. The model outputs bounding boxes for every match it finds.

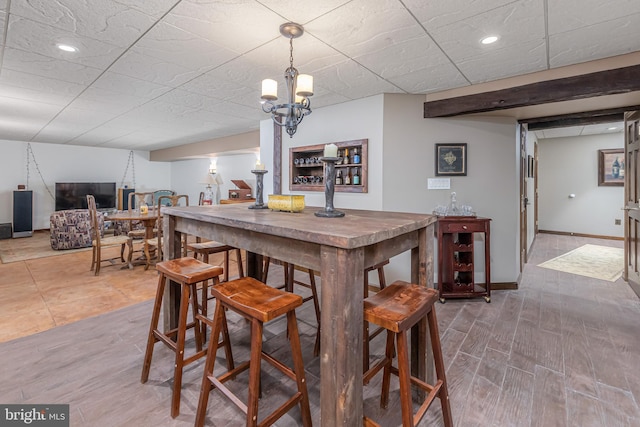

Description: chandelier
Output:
[261,22,313,138]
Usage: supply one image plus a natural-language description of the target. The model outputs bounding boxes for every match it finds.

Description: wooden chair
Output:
[86,195,133,275]
[195,277,312,427]
[141,257,232,418]
[143,194,188,270]
[362,281,453,427]
[363,260,389,372]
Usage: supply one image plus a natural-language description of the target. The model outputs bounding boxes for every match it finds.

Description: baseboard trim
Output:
[492,282,518,290]
[538,230,623,241]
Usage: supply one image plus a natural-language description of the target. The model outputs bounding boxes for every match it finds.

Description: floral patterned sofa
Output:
[50,209,104,250]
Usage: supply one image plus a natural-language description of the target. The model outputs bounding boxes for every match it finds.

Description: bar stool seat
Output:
[363,280,453,427]
[141,257,232,419]
[188,240,244,282]
[195,277,312,427]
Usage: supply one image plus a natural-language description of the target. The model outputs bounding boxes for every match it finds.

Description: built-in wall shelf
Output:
[289,139,368,193]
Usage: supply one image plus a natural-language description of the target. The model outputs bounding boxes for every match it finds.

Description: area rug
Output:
[538,244,624,282]
[0,230,91,264]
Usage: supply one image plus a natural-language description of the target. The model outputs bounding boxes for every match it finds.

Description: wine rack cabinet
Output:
[436,216,491,303]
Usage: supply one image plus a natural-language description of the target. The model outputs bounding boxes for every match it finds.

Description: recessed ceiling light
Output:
[608,127,618,130]
[481,36,499,45]
[56,44,78,52]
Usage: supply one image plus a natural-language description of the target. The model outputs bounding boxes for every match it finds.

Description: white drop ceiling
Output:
[0,0,638,152]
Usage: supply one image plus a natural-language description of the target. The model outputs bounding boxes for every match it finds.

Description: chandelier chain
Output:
[119,150,136,189]
[26,143,55,200]
[289,36,294,69]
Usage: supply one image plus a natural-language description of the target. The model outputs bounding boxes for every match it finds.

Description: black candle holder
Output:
[249,169,269,209]
[315,157,345,218]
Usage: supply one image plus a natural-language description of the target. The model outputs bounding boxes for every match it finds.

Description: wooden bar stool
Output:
[195,277,312,427]
[141,257,233,419]
[362,280,453,427]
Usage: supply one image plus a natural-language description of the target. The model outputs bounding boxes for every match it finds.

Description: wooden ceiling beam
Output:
[523,105,640,130]
[423,65,640,118]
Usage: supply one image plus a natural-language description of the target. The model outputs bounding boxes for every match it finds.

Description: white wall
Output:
[382,94,519,284]
[259,94,520,284]
[170,154,259,205]
[0,140,171,230]
[538,133,624,237]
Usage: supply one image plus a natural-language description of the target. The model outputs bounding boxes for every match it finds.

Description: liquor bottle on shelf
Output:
[345,168,351,185]
[343,148,349,165]
[353,167,360,185]
[352,147,360,164]
[335,170,343,185]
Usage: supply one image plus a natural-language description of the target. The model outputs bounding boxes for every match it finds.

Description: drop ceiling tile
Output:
[457,39,547,83]
[306,0,423,59]
[166,0,285,54]
[312,59,403,98]
[0,97,61,140]
[430,0,545,63]
[257,0,352,24]
[91,72,173,99]
[548,0,640,35]
[36,107,121,142]
[66,125,136,146]
[2,47,103,85]
[10,0,157,48]
[305,90,351,109]
[549,14,640,67]
[70,87,151,115]
[386,62,469,93]
[0,74,84,107]
[539,127,584,139]
[0,1,6,11]
[352,34,452,81]
[5,16,125,69]
[0,12,6,44]
[108,50,203,87]
[403,0,520,31]
[133,22,239,71]
[112,0,179,19]
[180,73,255,102]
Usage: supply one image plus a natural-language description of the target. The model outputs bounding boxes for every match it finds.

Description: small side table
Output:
[436,216,491,303]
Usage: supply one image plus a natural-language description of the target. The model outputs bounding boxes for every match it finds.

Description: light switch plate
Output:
[428,178,451,190]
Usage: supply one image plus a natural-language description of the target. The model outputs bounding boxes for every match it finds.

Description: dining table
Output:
[106,208,160,266]
[160,203,437,426]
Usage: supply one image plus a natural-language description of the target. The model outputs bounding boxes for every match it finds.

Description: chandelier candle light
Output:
[315,144,345,218]
[261,22,313,138]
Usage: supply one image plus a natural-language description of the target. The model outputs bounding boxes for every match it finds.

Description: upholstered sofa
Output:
[50,209,104,250]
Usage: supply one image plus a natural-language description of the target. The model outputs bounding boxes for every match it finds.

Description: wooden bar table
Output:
[161,204,437,426]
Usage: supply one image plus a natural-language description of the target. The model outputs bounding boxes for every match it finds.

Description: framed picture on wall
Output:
[598,148,624,186]
[435,143,467,176]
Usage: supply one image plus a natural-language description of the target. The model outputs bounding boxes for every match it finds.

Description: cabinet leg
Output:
[484,296,491,303]
[439,298,446,304]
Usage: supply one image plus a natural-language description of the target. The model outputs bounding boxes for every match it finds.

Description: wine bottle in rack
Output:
[352,147,360,164]
[335,170,343,185]
[343,148,349,165]
[353,167,360,185]
[345,168,351,185]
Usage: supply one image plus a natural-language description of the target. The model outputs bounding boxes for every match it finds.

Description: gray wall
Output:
[538,133,624,237]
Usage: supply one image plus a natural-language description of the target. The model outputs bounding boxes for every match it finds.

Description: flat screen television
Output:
[55,182,116,211]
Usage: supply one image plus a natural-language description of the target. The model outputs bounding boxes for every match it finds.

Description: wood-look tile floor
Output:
[0,233,639,426]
